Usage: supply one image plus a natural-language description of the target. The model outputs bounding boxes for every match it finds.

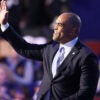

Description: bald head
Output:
[59,12,82,33]
[53,12,82,43]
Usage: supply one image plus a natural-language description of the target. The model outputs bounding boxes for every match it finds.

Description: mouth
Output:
[53,31,61,40]
[53,31,58,35]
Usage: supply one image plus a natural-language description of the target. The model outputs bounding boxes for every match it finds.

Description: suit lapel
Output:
[50,42,59,66]
[49,41,59,78]
[54,40,82,78]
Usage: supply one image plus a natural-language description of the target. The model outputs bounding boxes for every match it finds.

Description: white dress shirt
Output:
[52,37,78,77]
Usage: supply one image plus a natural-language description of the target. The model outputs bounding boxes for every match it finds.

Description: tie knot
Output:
[59,47,65,53]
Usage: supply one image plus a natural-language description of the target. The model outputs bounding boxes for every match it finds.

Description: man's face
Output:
[52,18,64,42]
[52,14,74,43]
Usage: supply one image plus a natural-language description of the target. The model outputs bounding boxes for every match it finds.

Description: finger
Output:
[1,0,7,10]
[3,1,7,10]
[0,2,1,11]
[1,0,5,2]
[0,1,3,11]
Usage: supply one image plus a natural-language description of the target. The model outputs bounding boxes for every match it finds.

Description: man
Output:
[0,0,99,100]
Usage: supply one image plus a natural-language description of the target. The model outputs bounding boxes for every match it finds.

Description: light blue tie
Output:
[57,47,65,67]
[52,47,65,78]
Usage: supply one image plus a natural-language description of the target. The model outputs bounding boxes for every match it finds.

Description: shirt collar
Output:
[59,37,78,49]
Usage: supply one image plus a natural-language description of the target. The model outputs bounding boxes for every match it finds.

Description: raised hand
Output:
[0,0,8,25]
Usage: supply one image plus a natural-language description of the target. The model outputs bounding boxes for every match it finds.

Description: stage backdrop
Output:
[71,0,100,40]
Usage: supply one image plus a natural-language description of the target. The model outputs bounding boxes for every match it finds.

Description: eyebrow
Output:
[56,22,64,26]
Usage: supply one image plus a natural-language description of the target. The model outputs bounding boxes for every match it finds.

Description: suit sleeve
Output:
[0,26,46,61]
[63,54,99,100]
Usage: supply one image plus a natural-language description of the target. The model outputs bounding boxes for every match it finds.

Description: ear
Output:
[69,27,78,37]
[71,27,77,33]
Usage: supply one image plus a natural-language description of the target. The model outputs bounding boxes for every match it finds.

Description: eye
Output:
[57,23,63,27]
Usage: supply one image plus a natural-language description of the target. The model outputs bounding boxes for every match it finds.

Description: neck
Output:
[60,37,78,44]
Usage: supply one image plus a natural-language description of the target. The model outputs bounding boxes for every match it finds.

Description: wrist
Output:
[1,22,8,26]
[1,22,9,32]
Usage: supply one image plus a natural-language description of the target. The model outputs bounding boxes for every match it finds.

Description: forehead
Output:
[56,14,70,24]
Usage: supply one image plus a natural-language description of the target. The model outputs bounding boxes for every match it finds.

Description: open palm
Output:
[0,0,8,25]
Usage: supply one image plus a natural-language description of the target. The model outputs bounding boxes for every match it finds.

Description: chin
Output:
[53,37,57,41]
[53,38,60,43]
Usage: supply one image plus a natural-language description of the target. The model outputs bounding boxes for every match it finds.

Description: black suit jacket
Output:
[0,26,99,100]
